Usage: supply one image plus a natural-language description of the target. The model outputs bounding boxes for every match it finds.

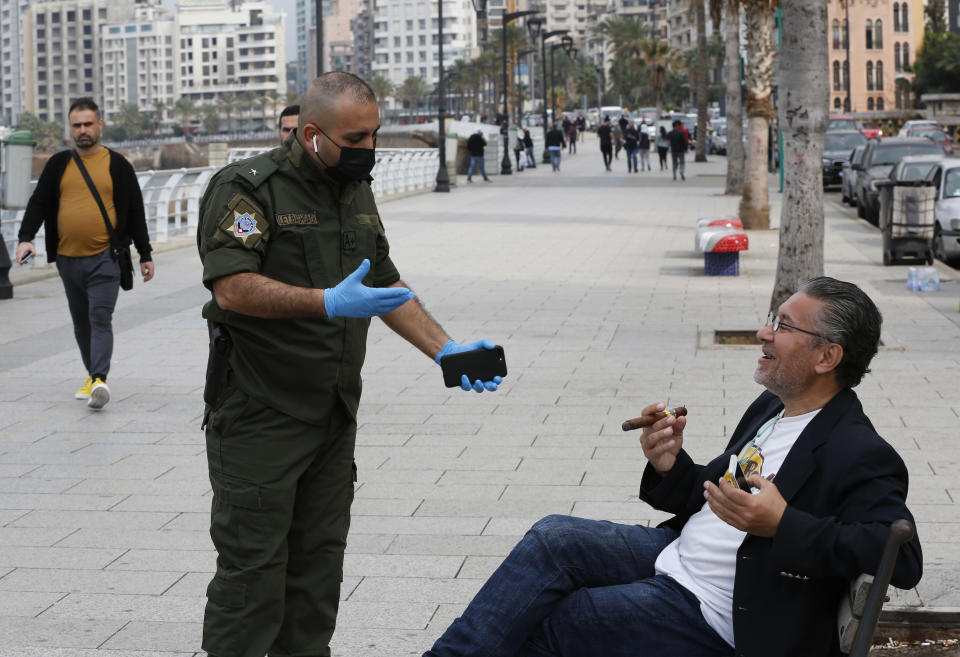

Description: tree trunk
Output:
[770,0,829,311]
[738,2,776,230]
[695,0,709,162]
[724,0,745,195]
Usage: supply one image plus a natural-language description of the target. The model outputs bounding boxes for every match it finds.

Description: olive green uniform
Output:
[197,136,399,657]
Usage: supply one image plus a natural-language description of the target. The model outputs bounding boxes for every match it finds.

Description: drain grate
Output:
[714,330,761,345]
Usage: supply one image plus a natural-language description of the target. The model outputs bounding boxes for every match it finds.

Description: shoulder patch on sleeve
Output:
[215,193,270,249]
[235,156,279,188]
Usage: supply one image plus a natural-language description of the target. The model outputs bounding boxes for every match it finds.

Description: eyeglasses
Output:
[765,312,830,342]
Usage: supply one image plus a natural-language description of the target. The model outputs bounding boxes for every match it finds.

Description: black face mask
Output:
[313,129,376,183]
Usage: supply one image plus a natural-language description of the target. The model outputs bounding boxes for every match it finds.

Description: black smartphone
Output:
[440,345,507,388]
[19,252,33,265]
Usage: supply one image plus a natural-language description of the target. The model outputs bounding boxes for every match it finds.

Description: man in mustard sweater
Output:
[16,98,154,409]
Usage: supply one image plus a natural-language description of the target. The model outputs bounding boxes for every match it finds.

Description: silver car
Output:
[924,160,960,266]
[841,145,866,206]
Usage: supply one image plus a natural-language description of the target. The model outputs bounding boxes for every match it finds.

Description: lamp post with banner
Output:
[499,10,540,175]
[435,0,450,192]
[528,21,569,163]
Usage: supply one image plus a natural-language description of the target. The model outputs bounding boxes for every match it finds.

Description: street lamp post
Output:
[315,0,324,76]
[515,48,536,124]
[435,0,449,192]
[528,23,569,163]
[549,39,574,134]
[499,10,539,175]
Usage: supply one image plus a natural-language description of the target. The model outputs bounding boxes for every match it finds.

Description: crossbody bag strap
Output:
[70,149,119,247]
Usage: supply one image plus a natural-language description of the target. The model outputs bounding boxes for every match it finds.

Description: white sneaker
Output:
[88,379,110,410]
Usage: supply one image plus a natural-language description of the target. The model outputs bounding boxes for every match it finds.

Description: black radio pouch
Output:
[204,321,233,409]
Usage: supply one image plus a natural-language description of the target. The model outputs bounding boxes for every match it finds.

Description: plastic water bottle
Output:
[907,267,919,291]
[918,267,940,292]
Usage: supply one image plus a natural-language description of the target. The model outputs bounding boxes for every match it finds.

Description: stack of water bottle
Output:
[907,266,940,292]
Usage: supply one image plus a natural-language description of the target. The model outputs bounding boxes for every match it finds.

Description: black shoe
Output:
[681,172,685,180]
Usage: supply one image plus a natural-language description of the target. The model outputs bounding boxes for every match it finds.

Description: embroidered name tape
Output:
[276,212,318,226]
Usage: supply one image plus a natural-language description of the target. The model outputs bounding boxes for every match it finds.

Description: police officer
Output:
[197,72,503,657]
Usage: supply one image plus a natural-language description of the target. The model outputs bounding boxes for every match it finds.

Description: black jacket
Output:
[545,127,566,148]
[623,126,639,149]
[640,389,922,657]
[597,124,613,147]
[522,131,534,148]
[639,129,651,150]
[667,128,688,154]
[466,133,487,157]
[18,148,152,264]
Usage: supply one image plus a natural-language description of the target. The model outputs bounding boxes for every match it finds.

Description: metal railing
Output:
[3,147,440,261]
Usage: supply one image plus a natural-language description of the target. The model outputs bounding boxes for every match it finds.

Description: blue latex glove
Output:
[324,259,415,319]
[435,338,504,393]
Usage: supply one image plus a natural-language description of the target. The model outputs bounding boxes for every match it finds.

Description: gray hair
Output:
[799,277,882,388]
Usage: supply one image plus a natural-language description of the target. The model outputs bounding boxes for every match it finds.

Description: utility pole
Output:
[316,0,324,77]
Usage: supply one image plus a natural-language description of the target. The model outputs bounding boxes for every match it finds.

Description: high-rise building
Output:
[297,0,368,93]
[176,0,286,129]
[827,0,924,112]
[0,0,31,126]
[949,0,960,34]
[351,1,374,82]
[101,1,177,126]
[371,0,477,92]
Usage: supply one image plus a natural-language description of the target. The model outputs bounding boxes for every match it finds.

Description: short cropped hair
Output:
[800,277,882,389]
[300,72,376,131]
[278,104,299,128]
[69,97,100,119]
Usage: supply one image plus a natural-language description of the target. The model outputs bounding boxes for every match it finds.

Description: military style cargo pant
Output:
[202,389,356,657]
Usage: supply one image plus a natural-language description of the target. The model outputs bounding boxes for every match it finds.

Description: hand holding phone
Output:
[440,345,507,388]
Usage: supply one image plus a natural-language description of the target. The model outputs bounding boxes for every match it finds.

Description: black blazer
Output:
[18,148,152,263]
[640,389,922,657]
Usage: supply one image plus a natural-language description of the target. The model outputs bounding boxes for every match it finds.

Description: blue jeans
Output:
[424,515,731,657]
[626,147,638,172]
[548,147,562,171]
[525,146,537,168]
[467,156,489,181]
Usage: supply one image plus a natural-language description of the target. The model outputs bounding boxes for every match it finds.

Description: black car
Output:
[853,137,946,225]
[822,131,867,188]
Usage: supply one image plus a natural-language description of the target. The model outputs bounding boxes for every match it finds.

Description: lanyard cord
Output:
[748,410,784,454]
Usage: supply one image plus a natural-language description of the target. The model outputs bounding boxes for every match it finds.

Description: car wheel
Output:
[841,188,849,204]
[856,197,866,219]
[933,224,945,263]
[883,249,893,266]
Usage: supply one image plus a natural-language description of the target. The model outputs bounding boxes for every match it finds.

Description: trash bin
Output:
[876,179,936,266]
[2,130,36,209]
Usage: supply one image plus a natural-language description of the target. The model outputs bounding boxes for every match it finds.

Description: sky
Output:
[161,0,299,61]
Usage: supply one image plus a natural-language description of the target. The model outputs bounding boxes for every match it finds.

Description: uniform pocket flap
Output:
[210,471,262,510]
[206,575,246,609]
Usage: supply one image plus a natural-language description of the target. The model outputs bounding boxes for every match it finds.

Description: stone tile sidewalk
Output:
[0,139,958,656]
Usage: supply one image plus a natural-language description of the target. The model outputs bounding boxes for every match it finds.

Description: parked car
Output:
[841,145,867,206]
[828,115,882,139]
[907,127,955,155]
[854,137,946,225]
[823,131,867,188]
[923,160,960,266]
[897,119,939,137]
[712,123,728,155]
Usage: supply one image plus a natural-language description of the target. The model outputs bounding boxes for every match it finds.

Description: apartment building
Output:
[827,0,924,112]
[22,0,137,123]
[0,0,30,125]
[101,2,178,125]
[177,0,286,127]
[371,0,477,90]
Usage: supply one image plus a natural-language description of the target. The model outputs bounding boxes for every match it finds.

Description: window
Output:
[875,19,883,48]
[877,97,884,110]
[833,60,841,90]
[867,97,875,110]
[895,43,901,71]
[406,19,413,30]
[902,3,909,31]
[843,60,850,91]
[866,61,874,90]
[865,20,873,49]
[842,19,849,48]
[82,8,91,20]
[832,20,840,49]
[51,11,59,23]
[893,3,900,31]
[834,97,842,110]
[876,61,884,90]
[66,10,75,21]
[903,42,910,69]
[419,18,426,29]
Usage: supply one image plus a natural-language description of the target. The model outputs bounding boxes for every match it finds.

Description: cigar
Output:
[622,406,687,432]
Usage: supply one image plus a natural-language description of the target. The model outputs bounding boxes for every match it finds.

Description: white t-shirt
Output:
[654,409,820,647]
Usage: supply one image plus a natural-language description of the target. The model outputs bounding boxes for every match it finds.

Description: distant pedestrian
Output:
[623,120,640,173]
[514,137,525,171]
[546,122,566,172]
[656,125,669,170]
[15,97,155,410]
[668,119,689,181]
[638,120,652,172]
[278,104,299,144]
[466,129,492,183]
[597,116,614,171]
[567,121,577,154]
[522,128,536,169]
[613,123,623,160]
[618,113,629,134]
[576,113,586,142]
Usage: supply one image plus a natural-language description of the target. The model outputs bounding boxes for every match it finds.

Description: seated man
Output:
[423,277,922,657]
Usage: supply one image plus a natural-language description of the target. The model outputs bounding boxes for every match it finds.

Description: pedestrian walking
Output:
[618,112,629,134]
[623,120,640,173]
[567,121,577,154]
[466,129,492,183]
[597,116,614,171]
[546,121,566,172]
[576,113,586,142]
[638,119,652,172]
[514,136,526,171]
[656,125,669,170]
[15,97,155,410]
[613,123,623,160]
[522,128,536,169]
[668,120,688,181]
[196,71,503,657]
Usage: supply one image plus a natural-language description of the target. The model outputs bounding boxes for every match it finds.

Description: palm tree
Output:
[594,16,650,106]
[217,92,237,133]
[711,0,745,195]
[738,0,777,230]
[150,98,167,138]
[397,76,432,118]
[694,0,709,162]
[265,89,281,126]
[172,97,197,135]
[769,0,829,310]
[202,104,222,135]
[237,91,257,131]
[369,74,394,121]
[284,90,300,106]
[639,38,676,120]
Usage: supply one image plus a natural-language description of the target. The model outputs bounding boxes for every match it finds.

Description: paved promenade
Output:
[1,138,958,656]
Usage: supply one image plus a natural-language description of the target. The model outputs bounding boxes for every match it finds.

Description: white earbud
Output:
[312,134,319,154]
